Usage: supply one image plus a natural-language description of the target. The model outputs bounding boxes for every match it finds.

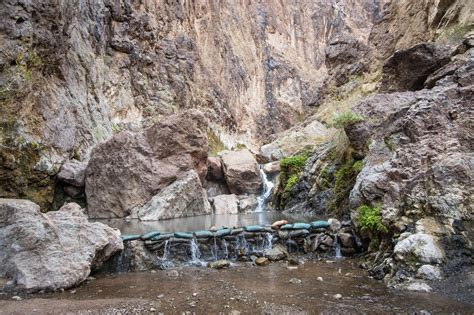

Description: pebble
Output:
[11,296,22,301]
[150,308,156,312]
[192,292,198,297]
[289,278,302,284]
[333,294,342,300]
[70,290,76,294]
[317,277,324,281]
[287,266,298,270]
[157,294,165,298]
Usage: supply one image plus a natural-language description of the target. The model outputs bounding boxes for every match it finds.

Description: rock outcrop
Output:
[221,149,262,195]
[85,110,208,218]
[0,199,123,291]
[129,170,211,221]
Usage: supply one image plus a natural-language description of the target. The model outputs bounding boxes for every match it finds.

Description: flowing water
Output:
[255,167,274,212]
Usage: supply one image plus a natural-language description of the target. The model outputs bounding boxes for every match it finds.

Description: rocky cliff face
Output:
[0,0,380,209]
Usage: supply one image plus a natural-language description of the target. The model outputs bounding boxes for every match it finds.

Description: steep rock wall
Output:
[0,0,378,208]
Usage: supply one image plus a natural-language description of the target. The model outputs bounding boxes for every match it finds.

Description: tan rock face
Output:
[85,110,208,218]
[0,200,123,291]
[221,149,262,195]
[0,0,378,208]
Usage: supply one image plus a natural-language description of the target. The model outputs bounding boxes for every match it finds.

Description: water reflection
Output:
[93,211,323,234]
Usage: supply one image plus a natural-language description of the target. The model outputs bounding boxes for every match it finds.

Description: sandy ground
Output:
[1,259,472,314]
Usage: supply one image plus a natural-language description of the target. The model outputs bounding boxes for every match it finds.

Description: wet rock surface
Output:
[0,199,123,292]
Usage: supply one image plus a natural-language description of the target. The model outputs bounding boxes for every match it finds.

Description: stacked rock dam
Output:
[102,219,361,272]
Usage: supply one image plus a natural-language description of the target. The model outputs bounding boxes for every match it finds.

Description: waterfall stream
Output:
[255,167,274,212]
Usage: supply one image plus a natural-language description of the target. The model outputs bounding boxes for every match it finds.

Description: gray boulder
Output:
[394,233,445,264]
[85,110,208,218]
[0,199,123,291]
[211,194,239,215]
[129,170,211,221]
[264,244,288,261]
[57,160,87,187]
[221,149,262,194]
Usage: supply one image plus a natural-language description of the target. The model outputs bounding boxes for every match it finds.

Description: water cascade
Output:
[333,234,342,259]
[255,167,274,212]
[189,238,203,265]
[160,240,175,269]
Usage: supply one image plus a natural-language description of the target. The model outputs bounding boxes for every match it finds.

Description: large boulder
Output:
[220,149,262,194]
[128,170,211,221]
[0,199,123,291]
[85,110,208,218]
[211,194,239,215]
[57,160,87,187]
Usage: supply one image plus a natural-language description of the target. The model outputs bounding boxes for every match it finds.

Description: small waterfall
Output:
[211,236,218,261]
[222,239,229,259]
[255,167,274,212]
[189,238,203,265]
[264,232,273,251]
[237,234,249,256]
[160,240,174,269]
[334,234,342,259]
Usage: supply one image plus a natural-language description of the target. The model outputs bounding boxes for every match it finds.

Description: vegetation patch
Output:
[330,111,365,129]
[327,157,364,214]
[357,204,388,234]
[276,153,309,206]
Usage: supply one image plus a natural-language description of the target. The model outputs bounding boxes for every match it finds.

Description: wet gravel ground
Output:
[1,258,472,314]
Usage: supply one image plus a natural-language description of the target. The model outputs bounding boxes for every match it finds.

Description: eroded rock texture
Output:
[0,199,123,291]
[0,0,378,209]
[85,110,208,218]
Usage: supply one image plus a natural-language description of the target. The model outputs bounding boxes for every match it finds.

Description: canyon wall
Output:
[0,0,378,209]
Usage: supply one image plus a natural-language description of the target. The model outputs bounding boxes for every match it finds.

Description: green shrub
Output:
[357,204,388,234]
[330,111,365,129]
[280,154,308,172]
[284,174,299,193]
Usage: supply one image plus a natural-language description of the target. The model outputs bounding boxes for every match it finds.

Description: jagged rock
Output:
[211,194,239,215]
[57,160,87,187]
[85,110,208,218]
[221,149,262,194]
[325,33,370,86]
[417,265,442,280]
[128,170,211,221]
[380,43,453,92]
[264,244,288,261]
[394,233,445,264]
[206,157,224,181]
[0,199,123,291]
[328,218,341,232]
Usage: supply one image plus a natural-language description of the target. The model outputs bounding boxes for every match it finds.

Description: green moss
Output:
[330,111,365,129]
[284,174,299,193]
[384,136,396,151]
[357,204,388,234]
[328,158,363,214]
[111,123,122,134]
